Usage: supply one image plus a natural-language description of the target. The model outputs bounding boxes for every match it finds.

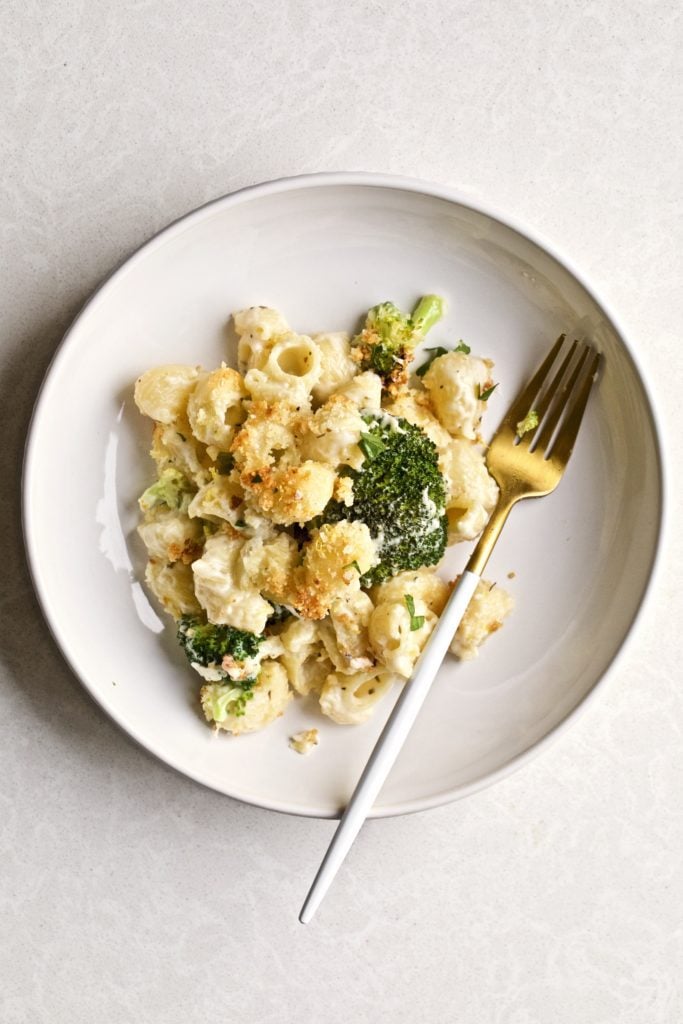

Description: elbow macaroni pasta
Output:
[187,366,247,449]
[319,667,396,725]
[134,364,200,424]
[244,334,322,406]
[311,332,357,403]
[134,301,514,739]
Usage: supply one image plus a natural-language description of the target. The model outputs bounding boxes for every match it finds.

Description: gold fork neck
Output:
[466,496,517,577]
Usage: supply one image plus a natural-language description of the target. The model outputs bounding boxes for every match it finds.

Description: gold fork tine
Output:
[533,343,592,453]
[549,350,601,464]
[469,336,600,575]
[500,334,565,430]
[516,338,580,448]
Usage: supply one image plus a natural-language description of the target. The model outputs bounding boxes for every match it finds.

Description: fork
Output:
[299,335,601,924]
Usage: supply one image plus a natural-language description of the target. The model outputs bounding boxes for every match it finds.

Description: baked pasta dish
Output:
[133,296,513,738]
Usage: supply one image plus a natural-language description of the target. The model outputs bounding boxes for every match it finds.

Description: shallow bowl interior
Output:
[23,175,663,817]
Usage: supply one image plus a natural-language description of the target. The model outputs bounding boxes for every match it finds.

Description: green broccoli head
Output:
[139,466,194,513]
[353,295,445,391]
[177,615,264,687]
[362,302,413,379]
[201,682,255,720]
[320,412,448,585]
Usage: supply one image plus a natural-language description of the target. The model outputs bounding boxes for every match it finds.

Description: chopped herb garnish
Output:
[516,409,539,438]
[343,560,362,575]
[216,452,235,474]
[455,341,471,354]
[359,431,386,461]
[235,519,246,528]
[477,383,498,402]
[251,473,262,484]
[416,346,449,377]
[176,431,187,442]
[404,594,425,631]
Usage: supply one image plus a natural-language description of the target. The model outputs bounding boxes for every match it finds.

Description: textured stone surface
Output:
[1,1,681,1021]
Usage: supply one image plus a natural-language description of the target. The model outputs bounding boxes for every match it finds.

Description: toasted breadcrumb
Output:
[289,729,319,755]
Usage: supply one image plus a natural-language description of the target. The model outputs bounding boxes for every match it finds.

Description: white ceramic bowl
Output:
[23,173,664,818]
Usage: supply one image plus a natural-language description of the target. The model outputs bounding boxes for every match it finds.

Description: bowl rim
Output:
[21,171,668,819]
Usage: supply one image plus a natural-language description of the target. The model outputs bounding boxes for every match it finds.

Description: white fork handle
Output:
[299,569,481,924]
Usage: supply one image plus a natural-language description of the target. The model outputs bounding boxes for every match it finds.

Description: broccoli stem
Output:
[411,295,446,337]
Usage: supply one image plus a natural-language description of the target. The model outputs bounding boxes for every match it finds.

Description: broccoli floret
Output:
[139,466,194,512]
[177,615,264,686]
[352,295,445,391]
[201,683,255,720]
[320,413,447,585]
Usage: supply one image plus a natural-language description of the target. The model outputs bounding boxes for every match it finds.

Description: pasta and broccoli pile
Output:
[134,296,513,740]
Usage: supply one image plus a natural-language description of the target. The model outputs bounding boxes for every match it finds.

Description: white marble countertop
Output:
[2,2,681,1021]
